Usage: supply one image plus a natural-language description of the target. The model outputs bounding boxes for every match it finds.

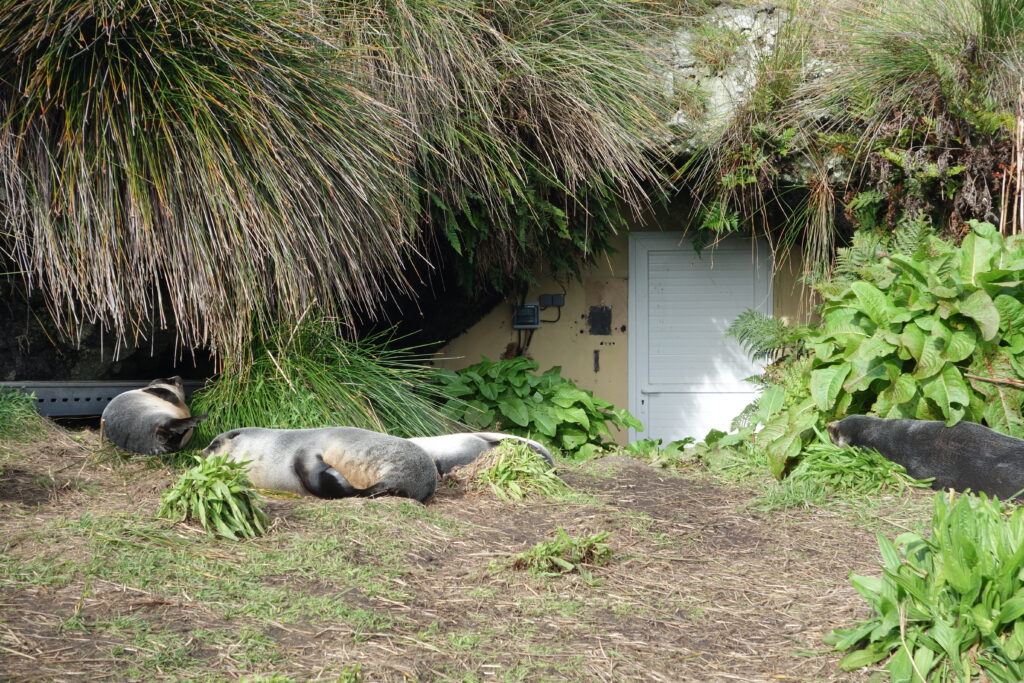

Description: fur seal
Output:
[201,426,438,503]
[101,376,207,455]
[408,432,554,475]
[827,415,1024,499]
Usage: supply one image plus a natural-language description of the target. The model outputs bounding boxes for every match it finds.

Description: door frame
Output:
[627,232,773,442]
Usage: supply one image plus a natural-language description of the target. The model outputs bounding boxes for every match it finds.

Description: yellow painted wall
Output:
[436,226,812,444]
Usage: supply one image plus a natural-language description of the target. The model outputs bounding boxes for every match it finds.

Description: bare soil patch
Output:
[0,428,931,681]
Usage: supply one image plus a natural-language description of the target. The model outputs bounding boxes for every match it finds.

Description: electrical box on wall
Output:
[512,303,541,329]
[538,293,565,308]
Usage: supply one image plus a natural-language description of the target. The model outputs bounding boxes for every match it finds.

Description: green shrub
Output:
[707,220,1024,477]
[436,357,642,457]
[158,454,268,540]
[191,318,453,447]
[511,527,612,580]
[477,441,571,502]
[624,438,695,469]
[827,492,1024,681]
[0,387,43,443]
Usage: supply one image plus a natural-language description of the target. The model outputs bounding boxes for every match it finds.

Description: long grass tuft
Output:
[190,316,454,446]
[0,387,44,443]
[0,0,674,356]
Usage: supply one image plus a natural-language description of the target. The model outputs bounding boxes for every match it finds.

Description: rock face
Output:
[661,4,788,145]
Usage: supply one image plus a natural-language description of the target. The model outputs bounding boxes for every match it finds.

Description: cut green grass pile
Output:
[474,441,573,502]
[783,442,933,496]
[158,454,268,540]
[511,527,612,580]
[828,492,1024,682]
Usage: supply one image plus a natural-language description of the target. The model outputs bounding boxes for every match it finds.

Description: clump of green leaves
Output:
[624,438,695,469]
[192,317,453,446]
[436,357,642,457]
[158,454,268,540]
[0,387,43,443]
[511,527,612,580]
[476,441,571,502]
[712,220,1024,478]
[827,492,1024,681]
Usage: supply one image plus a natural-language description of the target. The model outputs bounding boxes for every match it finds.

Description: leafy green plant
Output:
[436,357,642,456]
[191,317,453,447]
[624,438,695,469]
[476,441,571,502]
[511,527,612,580]
[725,309,807,363]
[158,454,269,540]
[827,492,1024,681]
[733,220,1024,477]
[0,387,43,443]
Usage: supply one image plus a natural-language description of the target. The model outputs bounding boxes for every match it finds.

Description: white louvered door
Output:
[628,233,772,443]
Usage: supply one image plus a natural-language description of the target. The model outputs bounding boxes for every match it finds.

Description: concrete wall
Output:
[435,227,812,443]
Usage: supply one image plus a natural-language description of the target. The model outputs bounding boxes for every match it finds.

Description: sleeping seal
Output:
[827,415,1024,499]
[408,432,554,475]
[201,426,437,503]
[101,376,207,455]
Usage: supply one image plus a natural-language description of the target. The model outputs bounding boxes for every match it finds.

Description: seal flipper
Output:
[293,454,360,499]
[356,481,430,504]
[155,413,209,451]
[157,413,208,437]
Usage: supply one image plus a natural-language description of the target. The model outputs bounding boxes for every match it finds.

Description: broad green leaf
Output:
[910,331,946,380]
[851,281,894,326]
[555,406,591,429]
[995,294,1024,333]
[921,364,971,423]
[498,397,530,426]
[559,427,589,450]
[998,597,1024,625]
[754,385,786,422]
[958,289,1000,340]
[530,407,559,437]
[900,324,925,361]
[844,355,889,392]
[838,646,891,671]
[958,229,1000,285]
[810,365,852,411]
[945,329,977,363]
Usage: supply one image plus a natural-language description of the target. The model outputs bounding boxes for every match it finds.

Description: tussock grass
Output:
[0,387,43,443]
[191,318,454,446]
[0,0,674,357]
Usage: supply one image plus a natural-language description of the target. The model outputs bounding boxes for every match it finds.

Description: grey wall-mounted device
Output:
[512,303,541,329]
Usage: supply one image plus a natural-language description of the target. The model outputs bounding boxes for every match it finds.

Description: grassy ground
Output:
[0,427,934,681]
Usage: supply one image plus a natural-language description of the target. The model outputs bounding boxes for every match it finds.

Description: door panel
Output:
[628,234,772,442]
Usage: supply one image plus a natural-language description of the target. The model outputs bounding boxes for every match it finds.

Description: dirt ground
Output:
[0,426,931,681]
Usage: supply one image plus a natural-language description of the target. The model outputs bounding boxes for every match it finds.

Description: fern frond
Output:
[892,214,934,257]
[726,310,802,362]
